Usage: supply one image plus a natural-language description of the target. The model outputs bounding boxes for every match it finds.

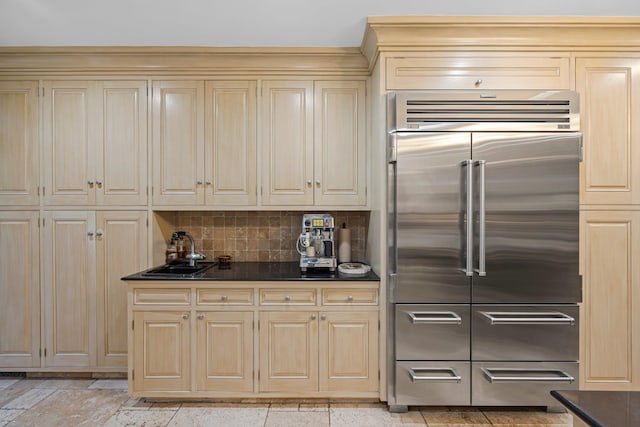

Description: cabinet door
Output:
[0,82,39,206]
[97,81,148,206]
[576,58,640,205]
[0,211,40,368]
[43,81,97,205]
[259,311,318,392]
[205,81,257,206]
[196,311,253,392]
[580,211,640,390]
[152,81,204,205]
[386,55,571,90]
[42,211,96,367]
[319,311,378,392]
[132,311,190,392]
[96,211,147,368]
[313,81,366,206]
[261,81,313,205]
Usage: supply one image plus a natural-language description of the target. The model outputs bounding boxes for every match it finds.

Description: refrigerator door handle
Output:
[409,367,462,383]
[462,160,474,276]
[475,160,487,276]
[481,368,575,383]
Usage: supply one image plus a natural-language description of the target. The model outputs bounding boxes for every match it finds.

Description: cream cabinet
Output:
[96,211,148,367]
[259,310,378,393]
[260,80,366,207]
[0,82,39,206]
[152,80,257,206]
[576,57,640,205]
[580,211,640,390]
[42,210,97,367]
[127,281,379,398]
[42,80,148,206]
[385,54,571,91]
[0,211,40,368]
[42,210,147,369]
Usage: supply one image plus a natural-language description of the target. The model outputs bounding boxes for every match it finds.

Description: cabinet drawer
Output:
[259,289,316,305]
[133,289,190,305]
[386,56,570,90]
[322,288,378,305]
[197,288,253,305]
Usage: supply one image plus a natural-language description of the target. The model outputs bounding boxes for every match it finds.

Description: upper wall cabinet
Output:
[386,55,571,90]
[42,81,148,206]
[576,57,640,205]
[261,80,367,207]
[0,81,39,206]
[152,80,257,207]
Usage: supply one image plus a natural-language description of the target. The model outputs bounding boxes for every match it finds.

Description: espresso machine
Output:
[298,213,337,272]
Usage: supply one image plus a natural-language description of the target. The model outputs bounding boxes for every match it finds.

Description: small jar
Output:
[176,239,186,259]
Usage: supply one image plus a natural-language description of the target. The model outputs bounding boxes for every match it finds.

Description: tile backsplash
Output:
[168,211,369,263]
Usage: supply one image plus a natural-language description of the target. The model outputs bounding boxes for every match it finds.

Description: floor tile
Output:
[2,388,56,409]
[34,379,96,389]
[482,409,572,426]
[0,380,20,390]
[88,379,128,390]
[168,406,268,427]
[269,403,299,411]
[299,403,329,412]
[8,389,128,427]
[0,409,23,426]
[331,407,426,426]
[103,409,176,427]
[420,407,491,425]
[265,410,330,426]
[119,397,154,411]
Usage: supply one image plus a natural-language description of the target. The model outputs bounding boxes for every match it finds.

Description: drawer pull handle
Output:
[481,368,575,383]
[408,368,461,383]
[284,295,291,301]
[408,311,462,325]
[479,311,575,326]
[347,295,354,302]
[221,295,228,301]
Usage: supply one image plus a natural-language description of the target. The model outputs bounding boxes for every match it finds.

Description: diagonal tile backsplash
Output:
[171,211,369,263]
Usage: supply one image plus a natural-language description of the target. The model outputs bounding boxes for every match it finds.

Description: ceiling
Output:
[1,0,640,47]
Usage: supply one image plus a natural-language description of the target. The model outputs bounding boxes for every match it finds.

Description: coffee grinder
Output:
[298,213,337,272]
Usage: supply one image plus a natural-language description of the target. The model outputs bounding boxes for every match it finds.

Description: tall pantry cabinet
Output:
[0,79,148,370]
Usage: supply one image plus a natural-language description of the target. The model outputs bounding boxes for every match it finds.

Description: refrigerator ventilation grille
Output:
[394,91,579,131]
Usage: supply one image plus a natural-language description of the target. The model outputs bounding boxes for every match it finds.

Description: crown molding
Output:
[0,46,369,76]
[361,16,640,70]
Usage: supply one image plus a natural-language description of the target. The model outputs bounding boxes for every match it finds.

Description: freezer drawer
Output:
[396,361,470,406]
[472,362,578,407]
[472,305,579,361]
[396,304,470,361]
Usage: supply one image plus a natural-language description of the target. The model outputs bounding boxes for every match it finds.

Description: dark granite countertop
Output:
[551,390,640,427]
[122,261,380,282]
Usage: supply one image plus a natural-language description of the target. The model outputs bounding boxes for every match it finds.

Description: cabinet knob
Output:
[87,231,94,237]
[347,295,354,302]
[197,313,205,320]
[197,180,203,185]
[320,314,326,320]
[221,295,228,301]
[315,180,321,187]
[306,180,312,186]
[96,180,102,187]
[95,229,103,237]
[87,180,94,186]
[182,313,189,320]
[284,295,291,301]
[205,180,212,185]
[474,79,483,87]
[310,314,317,320]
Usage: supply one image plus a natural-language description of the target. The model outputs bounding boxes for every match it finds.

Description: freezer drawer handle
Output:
[409,368,462,383]
[408,311,462,325]
[481,368,575,383]
[478,311,575,326]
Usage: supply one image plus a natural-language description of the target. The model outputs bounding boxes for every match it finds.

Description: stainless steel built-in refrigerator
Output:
[387,91,581,411]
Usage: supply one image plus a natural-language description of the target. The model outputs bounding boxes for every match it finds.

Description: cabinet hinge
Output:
[37,186,39,196]
[378,369,380,380]
[44,348,47,357]
[146,218,149,227]
[42,186,45,196]
[132,320,134,330]
[39,348,41,357]
[378,319,381,330]
[41,87,45,97]
[42,218,45,227]
[132,369,135,381]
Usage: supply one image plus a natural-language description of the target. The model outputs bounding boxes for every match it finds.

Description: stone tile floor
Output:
[0,377,573,426]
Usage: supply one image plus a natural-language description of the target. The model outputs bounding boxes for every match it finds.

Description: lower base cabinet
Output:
[127,281,379,398]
